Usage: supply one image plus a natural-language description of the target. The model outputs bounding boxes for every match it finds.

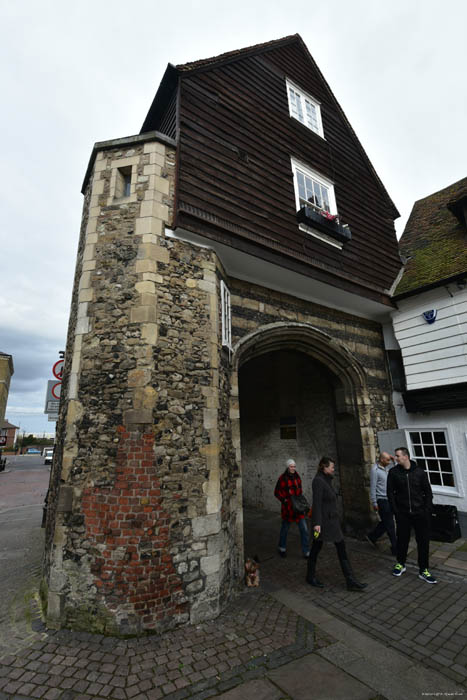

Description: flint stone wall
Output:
[44,133,239,635]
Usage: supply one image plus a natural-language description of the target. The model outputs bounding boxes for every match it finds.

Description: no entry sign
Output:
[53,359,64,380]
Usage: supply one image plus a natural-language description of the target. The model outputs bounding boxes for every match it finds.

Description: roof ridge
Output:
[176,34,299,72]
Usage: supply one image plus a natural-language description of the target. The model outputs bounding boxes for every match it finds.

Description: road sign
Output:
[51,382,61,400]
[48,414,59,422]
[53,359,64,380]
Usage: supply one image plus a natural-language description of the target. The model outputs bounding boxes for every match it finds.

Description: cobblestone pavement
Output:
[250,509,467,690]
[0,590,319,700]
[0,505,466,699]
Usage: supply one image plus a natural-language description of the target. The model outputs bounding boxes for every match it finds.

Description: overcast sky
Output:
[2,0,467,435]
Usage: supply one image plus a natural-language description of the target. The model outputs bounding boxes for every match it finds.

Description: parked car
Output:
[26,447,41,454]
[44,448,54,465]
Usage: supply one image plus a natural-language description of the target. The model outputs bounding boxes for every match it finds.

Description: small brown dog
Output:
[244,557,260,587]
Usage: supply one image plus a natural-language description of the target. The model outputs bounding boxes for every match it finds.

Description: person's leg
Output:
[335,540,367,591]
[395,512,411,565]
[412,513,430,572]
[367,503,387,543]
[306,538,323,586]
[278,520,290,556]
[298,517,310,556]
[378,499,397,554]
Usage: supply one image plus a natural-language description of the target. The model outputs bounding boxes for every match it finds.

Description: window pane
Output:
[409,432,421,444]
[436,445,448,458]
[433,431,446,444]
[424,445,435,458]
[305,99,318,132]
[429,472,442,486]
[413,445,423,457]
[297,171,306,201]
[442,474,455,487]
[305,175,315,204]
[321,185,330,212]
[426,459,439,470]
[421,432,433,444]
[417,458,427,469]
[313,181,322,209]
[443,459,452,472]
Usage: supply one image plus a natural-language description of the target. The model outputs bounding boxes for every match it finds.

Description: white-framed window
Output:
[407,429,457,491]
[286,79,324,138]
[290,157,341,248]
[220,280,231,348]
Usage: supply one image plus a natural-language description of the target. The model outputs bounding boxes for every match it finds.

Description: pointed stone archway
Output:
[229,322,376,563]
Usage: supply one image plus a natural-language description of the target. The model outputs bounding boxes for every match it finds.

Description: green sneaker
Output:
[419,569,437,584]
[392,563,406,577]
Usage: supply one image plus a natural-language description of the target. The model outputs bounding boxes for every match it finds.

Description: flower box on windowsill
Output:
[297,206,352,245]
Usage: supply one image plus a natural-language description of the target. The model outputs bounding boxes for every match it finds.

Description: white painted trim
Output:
[286,78,324,138]
[290,157,337,214]
[298,223,343,250]
[164,226,393,322]
[404,427,463,498]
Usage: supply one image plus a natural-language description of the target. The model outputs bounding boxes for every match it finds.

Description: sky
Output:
[1,0,467,435]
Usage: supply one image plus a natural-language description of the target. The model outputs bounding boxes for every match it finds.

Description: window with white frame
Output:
[286,79,324,137]
[291,158,337,216]
[220,280,231,348]
[408,430,456,489]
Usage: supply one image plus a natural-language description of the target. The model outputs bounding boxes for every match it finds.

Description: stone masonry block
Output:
[135,281,156,294]
[192,512,221,538]
[135,259,158,275]
[94,158,108,173]
[141,323,158,345]
[128,368,151,387]
[124,408,153,426]
[130,306,157,323]
[144,141,166,155]
[140,200,169,221]
[134,217,163,236]
[86,217,98,235]
[75,318,90,335]
[83,244,95,262]
[77,302,88,319]
[138,243,170,264]
[78,288,93,303]
[82,260,96,272]
[138,292,157,307]
[200,554,221,576]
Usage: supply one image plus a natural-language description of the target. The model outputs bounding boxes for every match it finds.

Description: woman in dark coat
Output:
[307,457,367,591]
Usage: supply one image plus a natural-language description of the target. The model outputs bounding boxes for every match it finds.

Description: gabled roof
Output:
[141,34,399,218]
[395,177,467,297]
[1,420,19,430]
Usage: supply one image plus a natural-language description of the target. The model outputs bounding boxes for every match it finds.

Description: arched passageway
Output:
[230,323,373,562]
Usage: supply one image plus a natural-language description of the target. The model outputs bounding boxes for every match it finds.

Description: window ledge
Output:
[297,206,352,245]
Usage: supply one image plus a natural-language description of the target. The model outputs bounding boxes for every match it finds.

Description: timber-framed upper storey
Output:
[141,34,401,305]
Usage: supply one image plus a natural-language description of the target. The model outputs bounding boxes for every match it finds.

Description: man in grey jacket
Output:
[366,452,397,555]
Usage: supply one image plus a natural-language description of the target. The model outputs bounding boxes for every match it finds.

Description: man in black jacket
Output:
[387,447,437,584]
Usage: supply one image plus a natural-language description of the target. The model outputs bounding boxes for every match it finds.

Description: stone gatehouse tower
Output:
[44,35,402,634]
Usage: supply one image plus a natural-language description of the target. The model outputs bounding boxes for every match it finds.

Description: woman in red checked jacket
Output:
[274,458,310,558]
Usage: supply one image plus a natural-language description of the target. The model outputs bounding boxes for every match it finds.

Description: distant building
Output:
[45,35,402,635]
[0,353,14,424]
[0,419,19,449]
[382,177,467,533]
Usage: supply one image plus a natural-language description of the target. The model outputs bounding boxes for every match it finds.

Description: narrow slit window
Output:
[220,280,231,349]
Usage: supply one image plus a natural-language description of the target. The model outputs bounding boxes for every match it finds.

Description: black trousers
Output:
[395,511,430,571]
[369,498,396,551]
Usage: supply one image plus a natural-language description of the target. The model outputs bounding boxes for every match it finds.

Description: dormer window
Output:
[286,79,324,138]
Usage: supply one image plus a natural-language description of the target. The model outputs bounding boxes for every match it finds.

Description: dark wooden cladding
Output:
[172,38,401,297]
[158,90,177,140]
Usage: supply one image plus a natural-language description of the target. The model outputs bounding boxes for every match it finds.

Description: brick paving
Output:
[0,589,318,699]
[253,509,467,690]
[0,504,466,698]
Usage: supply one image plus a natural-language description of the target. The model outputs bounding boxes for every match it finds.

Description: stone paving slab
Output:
[267,653,376,700]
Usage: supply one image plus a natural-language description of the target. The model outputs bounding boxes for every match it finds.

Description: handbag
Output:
[291,494,310,515]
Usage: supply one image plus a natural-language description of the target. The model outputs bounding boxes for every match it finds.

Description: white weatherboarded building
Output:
[382,178,467,533]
